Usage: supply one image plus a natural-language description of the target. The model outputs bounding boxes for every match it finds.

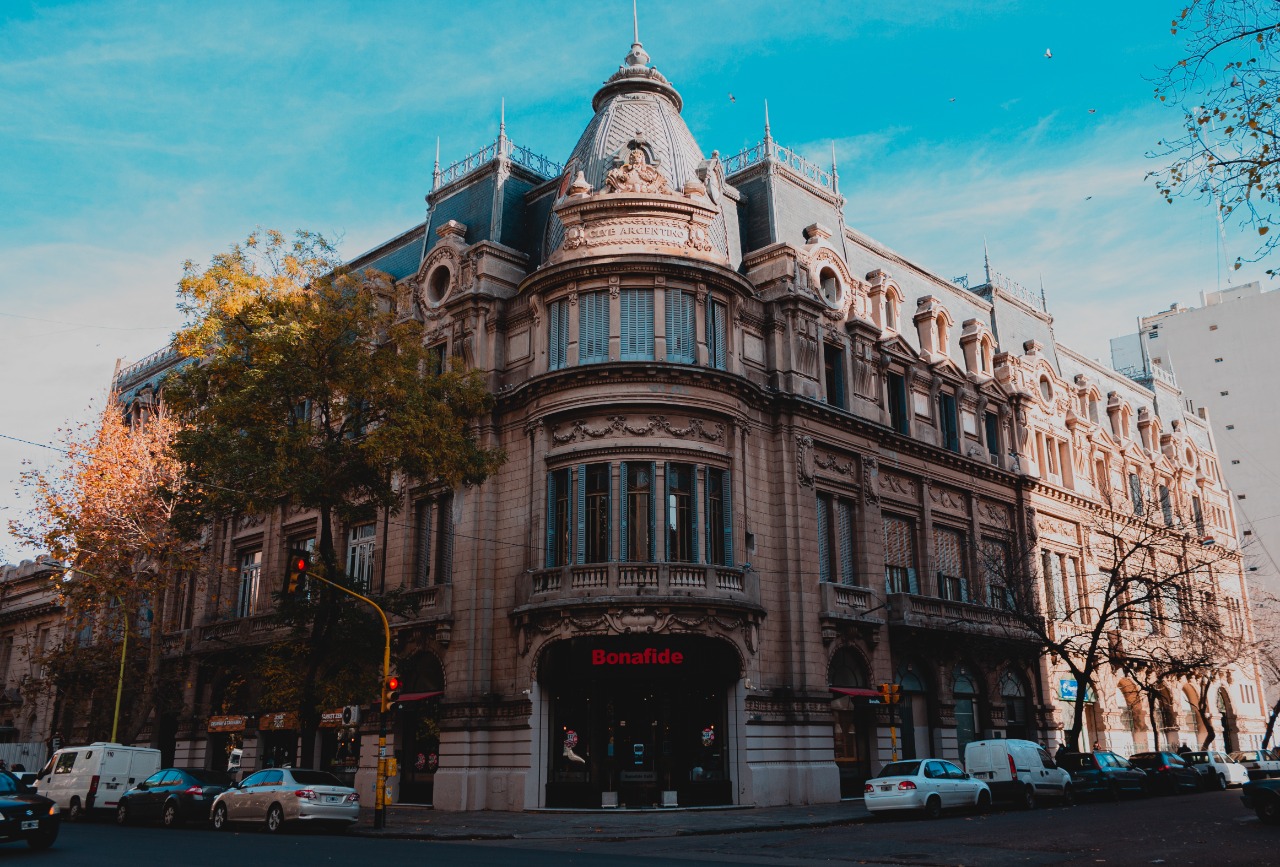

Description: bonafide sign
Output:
[591,647,684,666]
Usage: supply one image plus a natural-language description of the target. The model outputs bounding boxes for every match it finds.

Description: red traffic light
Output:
[293,556,308,572]
[386,676,401,691]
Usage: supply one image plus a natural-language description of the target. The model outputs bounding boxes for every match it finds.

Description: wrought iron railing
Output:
[115,344,180,388]
[723,138,836,192]
[434,137,562,190]
[1116,364,1178,389]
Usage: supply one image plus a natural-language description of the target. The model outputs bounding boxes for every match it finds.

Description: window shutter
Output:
[691,465,700,563]
[622,289,655,361]
[721,469,733,566]
[837,499,853,585]
[710,301,727,370]
[908,567,919,594]
[545,472,557,567]
[817,494,831,583]
[580,292,608,363]
[437,495,453,584]
[664,462,672,562]
[619,461,629,562]
[416,500,432,588]
[666,290,695,363]
[576,464,587,564]
[647,461,656,560]
[605,463,613,561]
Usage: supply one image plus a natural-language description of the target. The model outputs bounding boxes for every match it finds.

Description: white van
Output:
[35,743,162,820]
[963,739,1075,808]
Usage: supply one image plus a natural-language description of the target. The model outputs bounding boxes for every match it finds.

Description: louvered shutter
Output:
[605,464,613,561]
[817,494,831,583]
[722,470,733,566]
[666,290,695,363]
[580,292,608,363]
[545,472,557,567]
[576,465,587,564]
[710,301,728,370]
[415,500,432,588]
[622,289,655,360]
[837,499,854,585]
[647,461,656,561]
[619,462,629,562]
[437,494,453,584]
[664,463,673,562]
[690,465,699,563]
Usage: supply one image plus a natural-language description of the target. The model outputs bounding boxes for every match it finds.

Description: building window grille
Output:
[620,289,655,361]
[578,291,610,364]
[934,526,968,602]
[705,467,733,566]
[579,464,610,564]
[547,299,569,370]
[883,515,918,594]
[546,468,572,568]
[665,462,697,562]
[621,462,656,562]
[346,524,376,590]
[665,288,696,364]
[236,550,262,618]
[707,299,728,370]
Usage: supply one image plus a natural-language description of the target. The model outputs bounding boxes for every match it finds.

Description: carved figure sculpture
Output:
[605,148,673,195]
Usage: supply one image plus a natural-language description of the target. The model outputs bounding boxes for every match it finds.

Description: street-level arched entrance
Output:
[538,634,740,808]
[395,651,444,805]
[828,648,875,797]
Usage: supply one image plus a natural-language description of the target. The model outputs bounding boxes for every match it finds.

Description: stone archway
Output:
[827,646,875,796]
[396,650,445,805]
[1217,688,1239,753]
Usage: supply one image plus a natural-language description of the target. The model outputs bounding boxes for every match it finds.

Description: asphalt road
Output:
[7,789,1273,867]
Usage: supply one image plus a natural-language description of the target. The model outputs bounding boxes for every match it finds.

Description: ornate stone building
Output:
[106,33,1267,810]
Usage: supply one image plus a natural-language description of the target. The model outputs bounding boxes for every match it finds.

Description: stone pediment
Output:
[545,149,729,267]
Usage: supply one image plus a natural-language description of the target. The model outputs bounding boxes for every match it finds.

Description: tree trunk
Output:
[1262,698,1280,751]
[297,503,339,769]
[1146,690,1160,752]
[1197,687,1217,750]
[122,581,170,745]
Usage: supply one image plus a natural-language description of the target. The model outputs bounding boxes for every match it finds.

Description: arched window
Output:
[1000,670,1031,741]
[896,664,932,760]
[953,665,980,752]
[828,648,873,797]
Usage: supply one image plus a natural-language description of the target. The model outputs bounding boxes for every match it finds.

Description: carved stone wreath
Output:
[551,415,726,445]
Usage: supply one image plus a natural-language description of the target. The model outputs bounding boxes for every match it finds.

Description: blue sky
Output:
[0,0,1270,559]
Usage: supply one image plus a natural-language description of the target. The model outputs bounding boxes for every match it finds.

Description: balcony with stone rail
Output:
[514,562,760,614]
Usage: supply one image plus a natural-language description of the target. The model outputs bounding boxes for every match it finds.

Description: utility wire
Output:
[0,311,174,332]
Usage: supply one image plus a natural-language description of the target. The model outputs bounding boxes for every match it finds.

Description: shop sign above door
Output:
[591,647,685,666]
[208,714,246,733]
[258,711,299,731]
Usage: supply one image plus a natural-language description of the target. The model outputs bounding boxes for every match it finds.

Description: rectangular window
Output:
[705,468,733,566]
[883,515,918,594]
[237,550,262,618]
[581,464,610,563]
[1159,485,1174,526]
[984,411,1000,458]
[981,538,1014,609]
[665,289,696,363]
[1042,550,1064,618]
[546,468,572,567]
[1192,496,1205,536]
[938,392,959,452]
[934,526,968,602]
[887,372,910,435]
[621,462,656,562]
[665,462,697,562]
[548,299,569,370]
[823,344,847,409]
[426,342,447,377]
[434,493,454,584]
[346,524,376,590]
[621,289,655,361]
[578,291,610,364]
[1128,473,1144,516]
[0,635,13,682]
[707,299,728,370]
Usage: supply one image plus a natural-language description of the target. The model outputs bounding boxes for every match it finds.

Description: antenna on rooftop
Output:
[830,140,839,195]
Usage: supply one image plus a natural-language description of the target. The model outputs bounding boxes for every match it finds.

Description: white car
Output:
[1183,750,1248,789]
[864,758,991,818]
[209,768,359,833]
[1229,750,1280,780]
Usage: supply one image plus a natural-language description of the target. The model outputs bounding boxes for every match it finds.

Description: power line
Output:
[0,311,174,332]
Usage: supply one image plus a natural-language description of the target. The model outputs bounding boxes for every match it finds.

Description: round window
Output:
[1039,377,1053,402]
[426,265,452,305]
[819,267,841,307]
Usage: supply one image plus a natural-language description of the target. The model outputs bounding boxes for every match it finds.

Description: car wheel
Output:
[211,803,229,831]
[1062,785,1077,807]
[67,798,82,822]
[1021,785,1037,810]
[162,800,182,828]
[265,803,285,834]
[975,790,991,813]
[115,802,129,826]
[25,827,58,851]
[923,795,943,820]
[1259,798,1280,826]
[1214,773,1227,791]
[1109,782,1122,803]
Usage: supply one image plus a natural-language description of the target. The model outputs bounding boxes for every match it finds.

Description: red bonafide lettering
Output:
[590,648,685,665]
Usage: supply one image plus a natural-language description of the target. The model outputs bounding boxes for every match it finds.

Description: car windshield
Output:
[0,774,23,795]
[877,761,921,778]
[1186,752,1210,763]
[289,770,344,787]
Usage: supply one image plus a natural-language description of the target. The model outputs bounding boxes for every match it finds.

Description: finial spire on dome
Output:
[433,137,441,189]
[633,0,639,44]
[500,98,506,140]
[624,0,649,67]
[763,100,773,150]
[830,140,839,195]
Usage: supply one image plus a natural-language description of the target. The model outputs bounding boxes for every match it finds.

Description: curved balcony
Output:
[514,562,760,613]
[885,592,1037,640]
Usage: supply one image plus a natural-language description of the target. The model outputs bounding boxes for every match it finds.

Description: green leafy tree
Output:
[1151,1,1280,274]
[166,229,502,764]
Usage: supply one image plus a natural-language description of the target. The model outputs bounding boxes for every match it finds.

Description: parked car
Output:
[1184,751,1249,790]
[864,758,991,819]
[963,739,1075,809]
[209,768,359,832]
[116,767,235,827]
[34,743,161,820]
[0,771,60,849]
[1241,778,1280,824]
[1230,750,1280,781]
[1056,751,1150,800]
[1128,751,1202,794]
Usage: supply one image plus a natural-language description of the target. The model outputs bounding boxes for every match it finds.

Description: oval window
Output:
[426,265,451,305]
[819,267,841,307]
[1039,377,1053,402]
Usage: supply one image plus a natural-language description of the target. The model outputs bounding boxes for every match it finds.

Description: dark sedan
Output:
[0,771,59,849]
[1057,751,1150,800]
[1128,751,1202,795]
[116,768,235,827]
[1242,778,1280,824]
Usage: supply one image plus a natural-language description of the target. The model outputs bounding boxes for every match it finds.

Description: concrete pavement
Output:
[353,799,873,841]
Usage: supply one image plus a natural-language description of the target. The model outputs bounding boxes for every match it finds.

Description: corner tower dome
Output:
[543,38,729,258]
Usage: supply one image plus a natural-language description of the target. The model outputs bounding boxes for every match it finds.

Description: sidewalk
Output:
[352,800,872,841]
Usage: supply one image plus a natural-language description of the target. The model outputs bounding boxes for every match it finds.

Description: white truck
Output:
[34,743,162,820]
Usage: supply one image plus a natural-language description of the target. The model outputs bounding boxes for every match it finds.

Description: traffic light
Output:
[382,675,402,713]
[879,682,901,704]
[286,550,311,595]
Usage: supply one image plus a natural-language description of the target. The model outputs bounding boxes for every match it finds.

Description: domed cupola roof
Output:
[543,38,729,259]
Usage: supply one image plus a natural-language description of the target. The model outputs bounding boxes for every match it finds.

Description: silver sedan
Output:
[210,768,359,832]
[864,758,992,819]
